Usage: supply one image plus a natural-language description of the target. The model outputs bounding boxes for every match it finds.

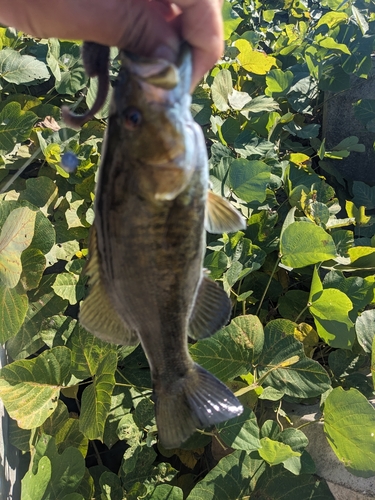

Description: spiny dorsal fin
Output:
[205,191,247,234]
[79,226,139,346]
[188,276,231,340]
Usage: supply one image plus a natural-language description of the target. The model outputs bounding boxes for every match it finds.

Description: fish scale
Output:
[66,42,247,449]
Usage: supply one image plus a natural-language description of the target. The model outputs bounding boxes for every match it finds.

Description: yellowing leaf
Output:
[289,153,311,166]
[345,200,370,225]
[0,347,71,429]
[0,206,36,288]
[234,39,277,75]
[294,323,319,357]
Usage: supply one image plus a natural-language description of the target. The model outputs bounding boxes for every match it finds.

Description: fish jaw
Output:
[111,49,196,201]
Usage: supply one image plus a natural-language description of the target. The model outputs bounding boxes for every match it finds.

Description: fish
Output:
[69,43,246,449]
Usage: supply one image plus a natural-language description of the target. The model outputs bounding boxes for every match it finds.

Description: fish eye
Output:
[123,106,142,129]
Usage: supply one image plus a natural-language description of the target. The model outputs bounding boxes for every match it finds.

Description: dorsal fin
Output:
[188,276,231,340]
[79,225,139,345]
[62,42,110,129]
[205,191,246,234]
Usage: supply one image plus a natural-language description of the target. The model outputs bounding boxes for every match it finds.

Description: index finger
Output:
[172,0,224,88]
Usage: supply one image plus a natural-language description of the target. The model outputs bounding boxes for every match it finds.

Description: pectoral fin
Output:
[188,276,232,340]
[205,191,247,234]
[79,226,139,346]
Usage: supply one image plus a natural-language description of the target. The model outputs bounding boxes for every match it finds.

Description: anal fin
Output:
[188,276,231,340]
[205,191,246,234]
[79,226,139,346]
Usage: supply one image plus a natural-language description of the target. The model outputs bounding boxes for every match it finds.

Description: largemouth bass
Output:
[73,44,246,449]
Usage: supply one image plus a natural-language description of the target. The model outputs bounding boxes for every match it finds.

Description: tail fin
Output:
[155,364,243,449]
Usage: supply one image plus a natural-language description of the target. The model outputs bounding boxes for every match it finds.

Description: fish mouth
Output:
[121,43,192,98]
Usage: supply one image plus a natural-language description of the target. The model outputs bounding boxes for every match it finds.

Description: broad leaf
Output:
[0,102,38,154]
[228,159,271,204]
[355,310,375,353]
[0,346,71,428]
[190,315,264,381]
[79,351,117,441]
[52,272,85,305]
[0,284,28,343]
[251,464,334,499]
[280,222,337,268]
[187,450,265,499]
[68,324,117,380]
[21,456,52,500]
[324,387,375,477]
[0,48,49,84]
[222,2,242,39]
[6,275,68,360]
[0,206,36,288]
[258,437,300,465]
[257,319,331,398]
[235,39,277,74]
[211,69,232,112]
[309,289,355,348]
[217,407,260,451]
[147,485,183,500]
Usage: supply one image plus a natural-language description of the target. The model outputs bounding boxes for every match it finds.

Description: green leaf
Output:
[103,385,133,448]
[0,102,37,154]
[187,450,265,500]
[6,275,68,360]
[0,346,71,428]
[146,485,183,500]
[217,407,260,451]
[190,315,264,381]
[0,284,28,343]
[117,413,142,446]
[355,310,375,353]
[324,387,375,477]
[280,222,337,268]
[309,289,355,349]
[79,351,117,441]
[19,177,58,216]
[318,37,351,54]
[251,464,334,499]
[353,99,375,127]
[20,248,46,291]
[21,456,52,500]
[68,324,117,380]
[0,48,49,84]
[222,1,242,40]
[211,69,232,112]
[228,159,271,204]
[0,206,36,288]
[99,471,123,500]
[203,251,228,279]
[258,319,331,398]
[39,437,86,499]
[258,437,300,465]
[352,181,375,210]
[265,69,293,96]
[55,44,88,95]
[120,445,157,490]
[52,272,85,305]
[323,271,373,314]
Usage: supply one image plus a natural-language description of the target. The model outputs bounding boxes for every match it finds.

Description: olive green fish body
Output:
[80,47,244,448]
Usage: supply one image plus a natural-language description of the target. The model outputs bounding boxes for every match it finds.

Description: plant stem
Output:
[294,303,310,323]
[256,255,281,316]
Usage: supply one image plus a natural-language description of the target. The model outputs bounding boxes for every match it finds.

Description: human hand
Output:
[0,0,223,88]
